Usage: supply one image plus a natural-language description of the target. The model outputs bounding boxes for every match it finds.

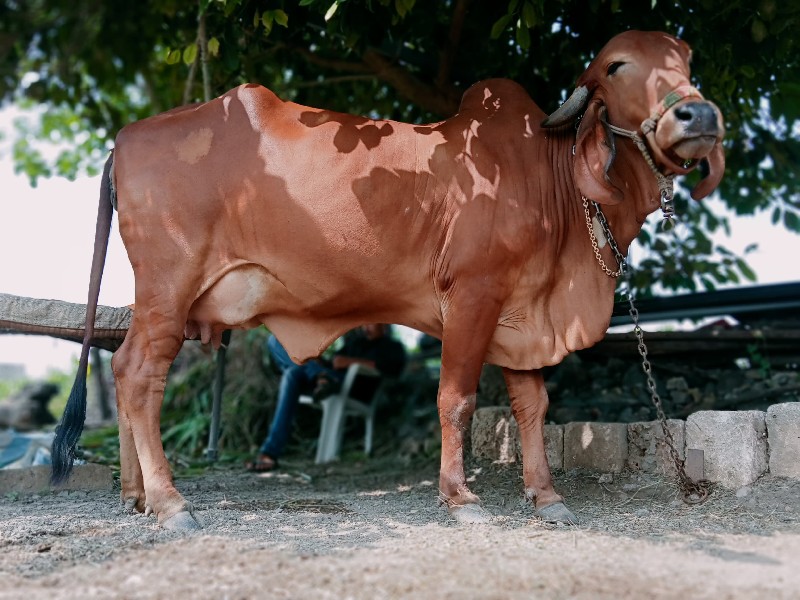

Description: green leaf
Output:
[273,9,289,27]
[490,14,512,39]
[261,11,273,34]
[516,19,530,50]
[183,44,198,65]
[740,65,755,79]
[207,37,220,57]
[325,1,339,21]
[736,258,757,281]
[166,48,182,65]
[522,1,537,28]
[784,210,800,232]
[299,0,316,5]
[223,0,242,17]
[751,19,767,43]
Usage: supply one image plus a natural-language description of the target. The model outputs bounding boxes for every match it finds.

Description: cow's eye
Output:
[606,61,625,76]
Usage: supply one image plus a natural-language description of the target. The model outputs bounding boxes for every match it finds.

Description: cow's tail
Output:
[51,150,115,485]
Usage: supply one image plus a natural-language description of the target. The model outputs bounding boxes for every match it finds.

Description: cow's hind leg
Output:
[117,403,145,512]
[503,368,577,524]
[112,311,199,530]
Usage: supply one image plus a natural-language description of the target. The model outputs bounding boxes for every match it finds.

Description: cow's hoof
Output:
[161,510,203,531]
[448,503,492,524]
[536,502,578,525]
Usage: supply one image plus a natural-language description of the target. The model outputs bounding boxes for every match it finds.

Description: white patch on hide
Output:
[175,127,213,164]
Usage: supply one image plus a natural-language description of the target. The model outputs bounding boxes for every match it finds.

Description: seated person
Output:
[246,324,406,472]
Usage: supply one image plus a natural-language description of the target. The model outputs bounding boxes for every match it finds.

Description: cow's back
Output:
[112,85,465,359]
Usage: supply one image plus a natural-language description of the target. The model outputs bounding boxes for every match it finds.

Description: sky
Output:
[1,109,799,379]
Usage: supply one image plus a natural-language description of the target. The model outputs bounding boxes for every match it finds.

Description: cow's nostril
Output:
[675,106,694,122]
[674,102,717,131]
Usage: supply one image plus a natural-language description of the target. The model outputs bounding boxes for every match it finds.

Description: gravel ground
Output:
[1,456,799,599]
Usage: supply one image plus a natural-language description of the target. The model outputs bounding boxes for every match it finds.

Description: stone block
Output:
[627,420,685,475]
[470,407,564,470]
[766,402,800,479]
[685,410,767,488]
[543,424,564,471]
[564,422,628,473]
[472,407,517,463]
[0,463,114,496]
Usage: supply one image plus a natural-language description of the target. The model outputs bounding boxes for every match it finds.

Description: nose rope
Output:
[606,122,676,218]
[604,85,705,220]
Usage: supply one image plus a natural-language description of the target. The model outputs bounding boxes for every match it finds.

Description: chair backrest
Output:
[339,363,382,403]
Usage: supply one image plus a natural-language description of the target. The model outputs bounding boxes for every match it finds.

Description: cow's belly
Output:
[184,260,439,363]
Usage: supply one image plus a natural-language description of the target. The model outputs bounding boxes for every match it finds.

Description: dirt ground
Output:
[1,456,799,600]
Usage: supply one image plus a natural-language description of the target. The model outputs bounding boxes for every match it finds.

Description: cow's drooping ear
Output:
[690,142,725,200]
[574,100,623,205]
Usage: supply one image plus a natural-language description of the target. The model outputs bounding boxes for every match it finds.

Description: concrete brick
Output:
[470,407,564,469]
[564,422,628,473]
[686,410,767,488]
[543,424,564,471]
[0,463,114,496]
[766,402,800,479]
[627,420,685,475]
[472,407,518,463]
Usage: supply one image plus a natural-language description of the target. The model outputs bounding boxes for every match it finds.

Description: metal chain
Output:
[622,268,710,505]
[587,200,710,504]
[582,197,623,278]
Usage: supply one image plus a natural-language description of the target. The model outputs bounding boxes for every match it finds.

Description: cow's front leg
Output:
[112,316,200,531]
[503,368,577,524]
[437,287,504,524]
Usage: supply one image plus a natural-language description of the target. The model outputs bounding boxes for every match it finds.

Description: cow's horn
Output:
[541,86,590,128]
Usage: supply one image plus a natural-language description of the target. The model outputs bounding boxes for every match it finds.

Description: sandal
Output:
[245,454,279,472]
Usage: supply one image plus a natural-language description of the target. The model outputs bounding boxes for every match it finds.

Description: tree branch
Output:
[436,0,469,90]
[292,74,377,89]
[197,6,211,102]
[361,48,460,117]
[287,43,460,117]
[283,44,372,75]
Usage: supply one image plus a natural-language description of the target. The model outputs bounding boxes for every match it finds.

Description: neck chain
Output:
[582,196,626,278]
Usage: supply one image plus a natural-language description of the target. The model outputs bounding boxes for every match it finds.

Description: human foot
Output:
[245,454,279,472]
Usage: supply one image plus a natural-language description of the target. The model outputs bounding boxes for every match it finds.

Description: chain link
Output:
[582,197,623,278]
[622,268,710,504]
[586,198,710,504]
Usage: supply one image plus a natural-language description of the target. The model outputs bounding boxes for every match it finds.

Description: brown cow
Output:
[52,30,724,529]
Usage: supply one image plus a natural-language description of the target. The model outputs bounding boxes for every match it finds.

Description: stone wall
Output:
[471,402,800,488]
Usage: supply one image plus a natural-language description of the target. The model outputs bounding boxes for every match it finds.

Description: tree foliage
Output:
[1,0,798,294]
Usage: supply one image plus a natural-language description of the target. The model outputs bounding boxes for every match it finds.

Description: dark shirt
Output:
[338,333,407,378]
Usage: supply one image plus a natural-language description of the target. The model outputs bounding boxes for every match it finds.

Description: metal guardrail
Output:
[609,281,800,327]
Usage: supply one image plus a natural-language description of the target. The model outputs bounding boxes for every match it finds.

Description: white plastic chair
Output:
[298,363,383,464]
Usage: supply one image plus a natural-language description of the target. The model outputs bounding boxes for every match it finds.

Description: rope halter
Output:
[583,85,704,277]
[605,85,705,222]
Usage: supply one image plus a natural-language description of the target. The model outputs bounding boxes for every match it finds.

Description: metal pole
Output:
[205,329,232,462]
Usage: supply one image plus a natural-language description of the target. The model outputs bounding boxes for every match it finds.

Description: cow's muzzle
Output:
[655,99,725,168]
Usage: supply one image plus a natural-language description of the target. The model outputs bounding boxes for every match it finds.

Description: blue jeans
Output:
[258,335,341,459]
